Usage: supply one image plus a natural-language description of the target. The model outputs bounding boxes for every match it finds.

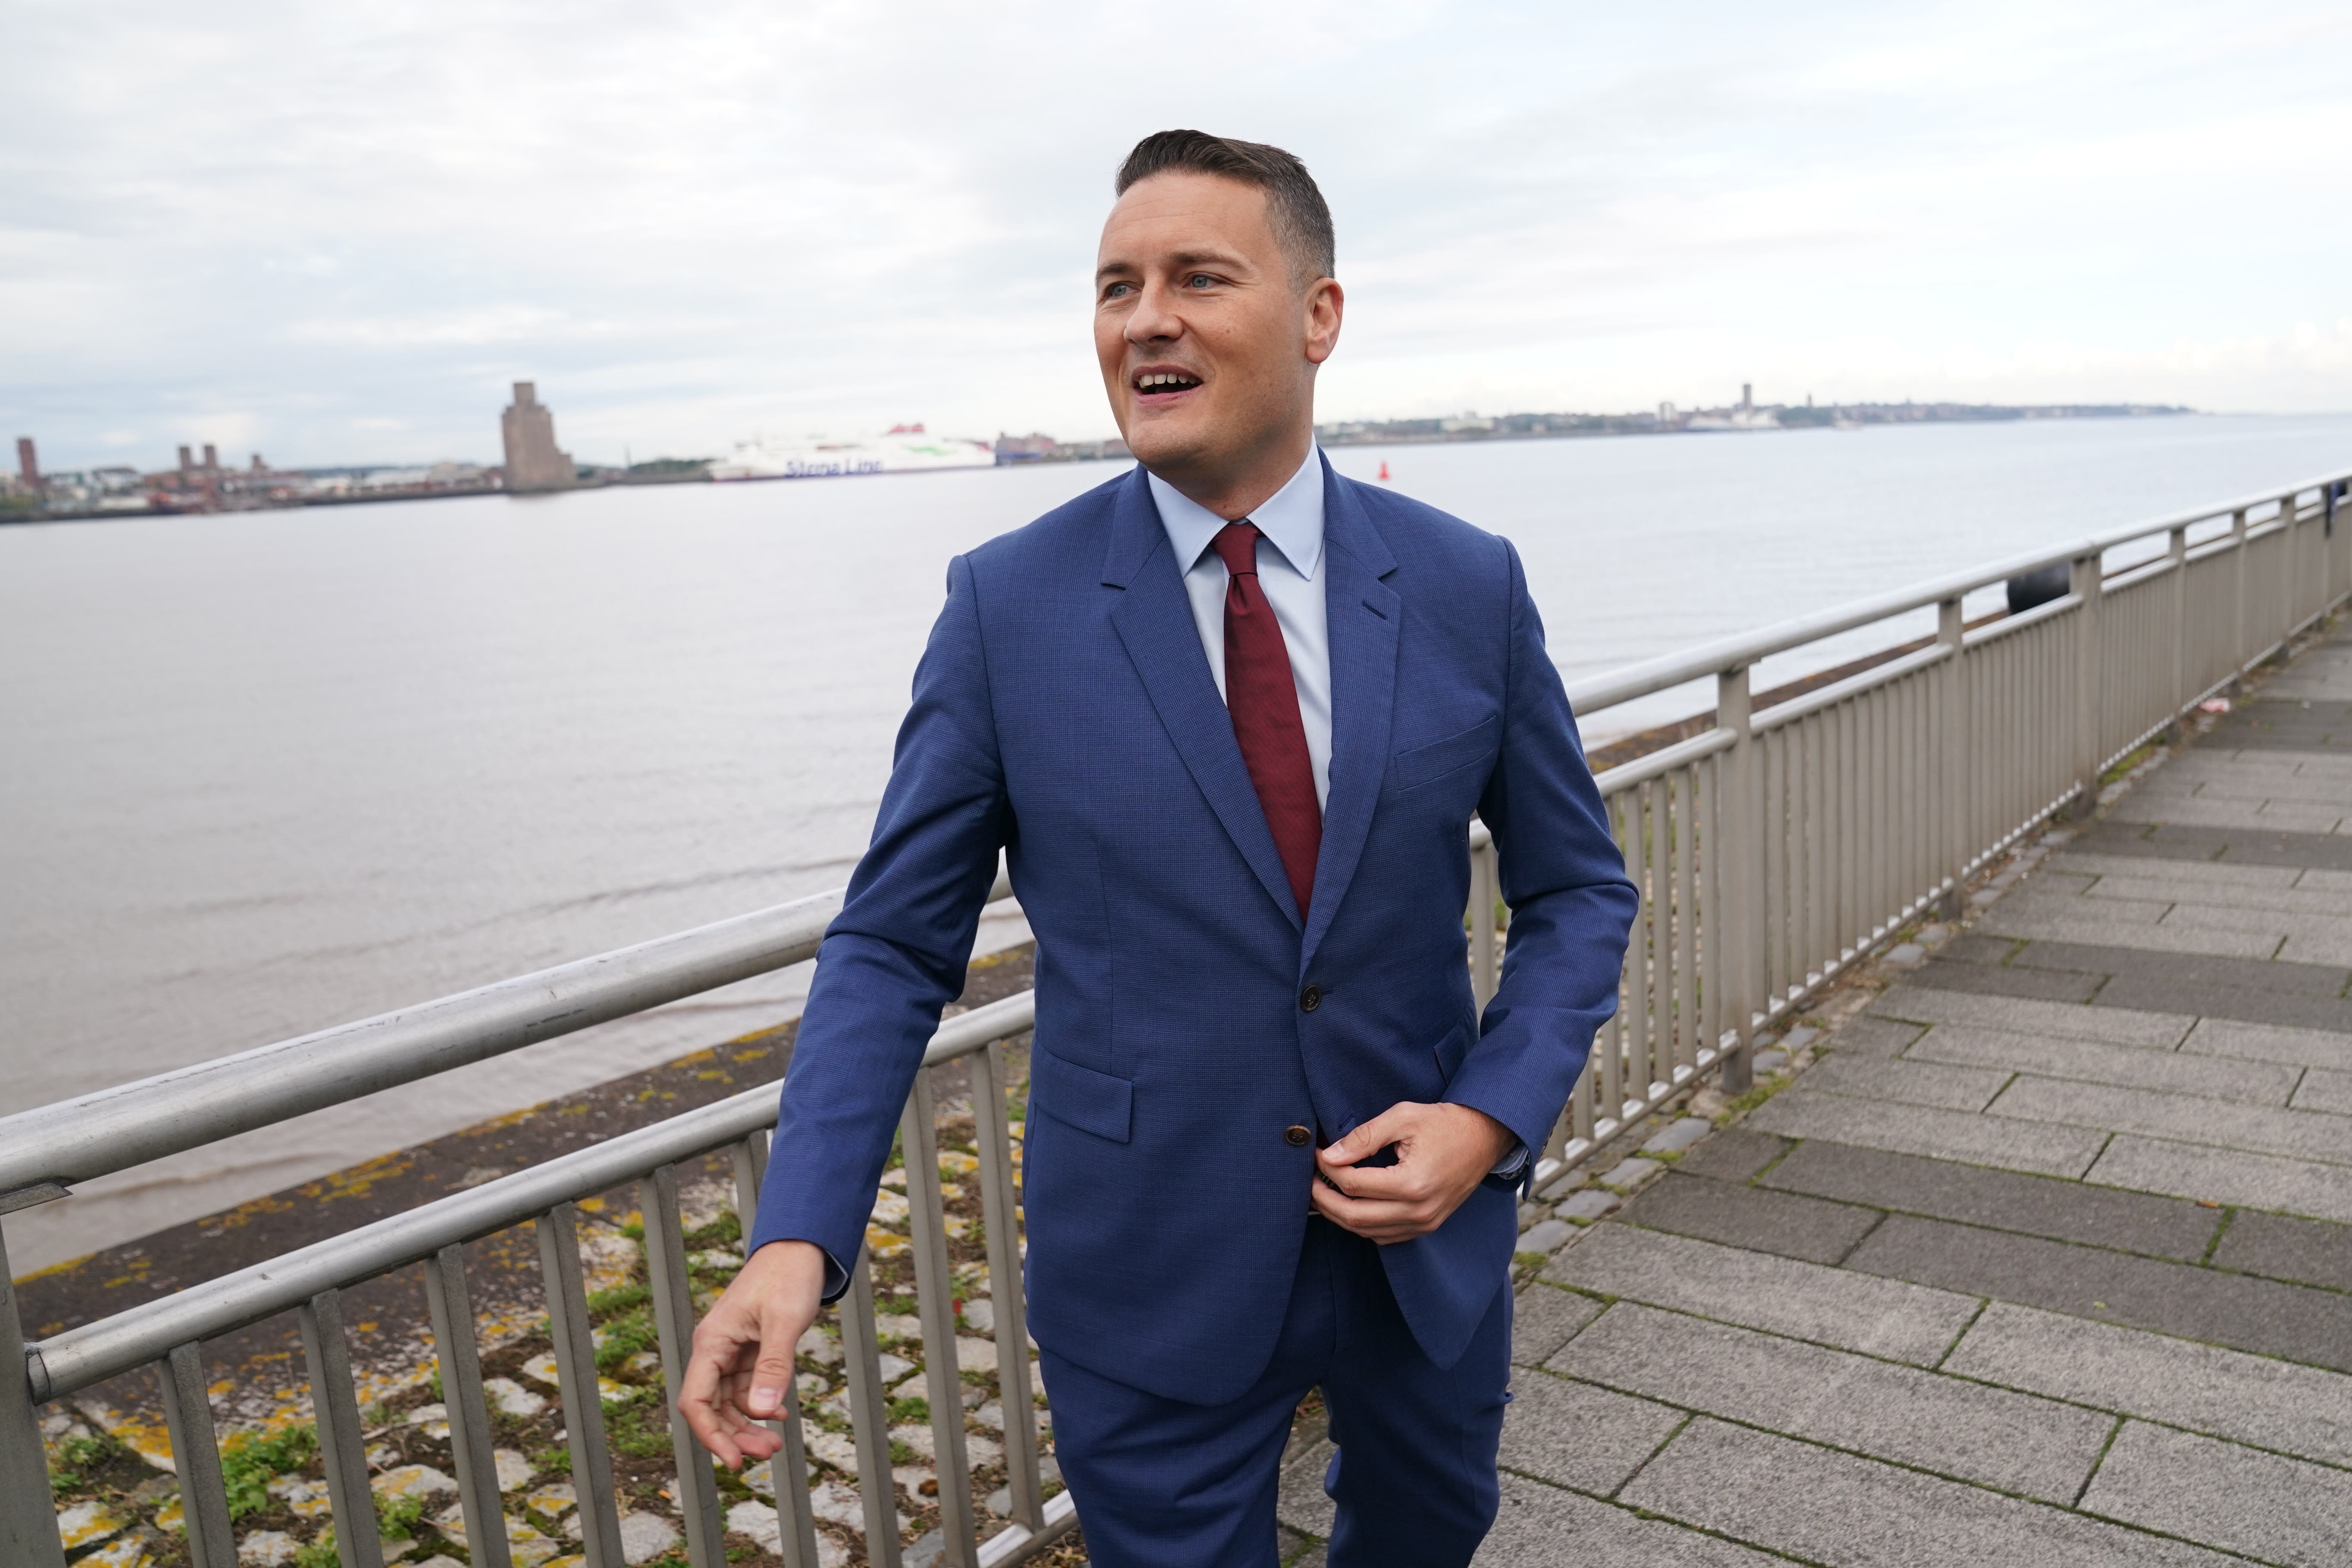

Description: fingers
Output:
[1310,1173,1443,1243]
[679,1240,826,1466]
[744,1296,807,1420]
[1317,1103,1425,1172]
[679,1308,757,1468]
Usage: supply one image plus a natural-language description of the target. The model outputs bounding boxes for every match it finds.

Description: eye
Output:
[1185,273,1216,289]
[1102,280,1135,300]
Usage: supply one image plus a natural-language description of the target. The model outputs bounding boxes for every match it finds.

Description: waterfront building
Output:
[500,382,576,493]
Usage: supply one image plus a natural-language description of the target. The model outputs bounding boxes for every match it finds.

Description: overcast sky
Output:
[6,0,2349,470]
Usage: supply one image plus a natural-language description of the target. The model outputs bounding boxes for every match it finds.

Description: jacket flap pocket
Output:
[1391,714,1500,791]
[1031,1047,1134,1145]
[1432,1023,1471,1086]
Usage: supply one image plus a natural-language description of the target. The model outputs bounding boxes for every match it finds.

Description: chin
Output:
[1122,413,1215,473]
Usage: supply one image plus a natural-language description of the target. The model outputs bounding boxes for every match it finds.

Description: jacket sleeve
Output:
[1441,537,1639,1168]
[747,554,1011,1298]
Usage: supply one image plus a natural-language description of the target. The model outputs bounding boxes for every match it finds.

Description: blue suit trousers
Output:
[1041,1217,1513,1568]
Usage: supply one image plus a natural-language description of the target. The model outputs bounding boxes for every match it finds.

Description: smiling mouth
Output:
[1132,370,1203,399]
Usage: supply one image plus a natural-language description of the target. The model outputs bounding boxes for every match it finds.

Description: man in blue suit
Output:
[682,130,1637,1566]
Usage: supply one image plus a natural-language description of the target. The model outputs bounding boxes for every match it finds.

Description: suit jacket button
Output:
[1299,984,1323,1012]
[1284,1124,1313,1147]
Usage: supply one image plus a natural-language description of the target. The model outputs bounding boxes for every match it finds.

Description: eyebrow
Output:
[1095,247,1252,282]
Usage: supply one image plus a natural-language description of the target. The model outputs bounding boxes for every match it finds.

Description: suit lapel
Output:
[1304,463,1400,965]
[1102,468,1304,929]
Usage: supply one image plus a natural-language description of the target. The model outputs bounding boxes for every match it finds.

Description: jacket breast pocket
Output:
[1390,714,1500,793]
[1030,1046,1134,1145]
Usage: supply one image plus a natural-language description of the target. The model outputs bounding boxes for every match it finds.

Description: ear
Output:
[1304,277,1344,366]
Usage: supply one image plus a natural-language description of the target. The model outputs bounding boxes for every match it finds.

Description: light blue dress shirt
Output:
[1145,446,1332,810]
[1145,448,1528,1182]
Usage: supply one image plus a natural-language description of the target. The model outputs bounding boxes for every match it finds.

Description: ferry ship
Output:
[710,424,995,481]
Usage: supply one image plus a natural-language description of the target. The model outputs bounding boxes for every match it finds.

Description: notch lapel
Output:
[1303,463,1400,965]
[1102,469,1304,929]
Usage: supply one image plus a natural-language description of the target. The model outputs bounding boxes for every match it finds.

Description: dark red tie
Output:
[1212,522,1322,918]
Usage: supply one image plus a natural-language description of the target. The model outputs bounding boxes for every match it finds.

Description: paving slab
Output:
[2081,1420,2352,1568]
[1542,1223,1980,1366]
[2086,1134,2352,1226]
[1472,1471,1778,1568]
[2083,871,2352,916]
[2072,818,2352,874]
[2208,1207,2352,1293]
[1669,1127,1789,1183]
[1842,1213,2352,1372]
[1945,1301,2352,1469]
[1275,1437,1335,1537]
[1801,1054,2014,1112]
[1869,986,2194,1048]
[1902,958,2106,1004]
[1981,908,2286,959]
[1508,1282,1602,1369]
[1620,1417,2238,1568]
[1551,1302,2110,1504]
[1496,1368,1686,1496]
[2182,1017,2352,1070]
[1817,1016,1928,1058]
[1761,1139,2219,1261]
[1989,1074,2352,1167]
[1617,1171,1884,1265]
[2047,851,2306,888]
[1745,1086,2108,1178]
[2290,1065,2352,1114]
[2011,936,2352,996]
[1904,1022,2299,1105]
[2109,792,2345,834]
[2092,972,2352,1034]
[1936,932,2027,966]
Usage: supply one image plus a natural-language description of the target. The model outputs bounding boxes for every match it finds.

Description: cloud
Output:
[3,0,2348,468]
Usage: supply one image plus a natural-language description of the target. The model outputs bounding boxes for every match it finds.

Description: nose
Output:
[1126,278,1183,346]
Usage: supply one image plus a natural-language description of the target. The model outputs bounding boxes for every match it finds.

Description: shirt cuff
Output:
[1489,1140,1529,1180]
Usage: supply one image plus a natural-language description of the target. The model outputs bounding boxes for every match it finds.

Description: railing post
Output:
[1714,664,1757,1095]
[2230,506,2250,685]
[2069,550,2105,816]
[1935,597,1966,919]
[0,1225,70,1568]
[2167,525,2189,733]
[1469,828,1499,1011]
[2280,491,2300,649]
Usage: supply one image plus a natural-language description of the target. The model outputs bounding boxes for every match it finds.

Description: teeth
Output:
[1138,372,1193,390]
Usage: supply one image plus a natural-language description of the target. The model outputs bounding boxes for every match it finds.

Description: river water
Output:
[5,412,2349,1270]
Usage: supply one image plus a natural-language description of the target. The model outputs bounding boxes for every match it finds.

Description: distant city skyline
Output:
[4,0,2348,470]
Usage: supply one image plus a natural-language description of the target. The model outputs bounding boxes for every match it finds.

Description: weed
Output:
[378,1490,425,1539]
[47,1430,128,1492]
[587,1281,651,1317]
[220,1423,319,1520]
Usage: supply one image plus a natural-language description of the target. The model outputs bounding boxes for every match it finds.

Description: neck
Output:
[1147,419,1313,521]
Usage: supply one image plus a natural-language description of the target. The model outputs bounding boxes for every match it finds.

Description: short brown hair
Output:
[1115,130,1335,288]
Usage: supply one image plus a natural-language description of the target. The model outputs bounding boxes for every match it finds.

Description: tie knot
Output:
[1211,520,1260,578]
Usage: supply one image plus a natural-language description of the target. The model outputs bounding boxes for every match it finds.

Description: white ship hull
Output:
[711,429,995,481]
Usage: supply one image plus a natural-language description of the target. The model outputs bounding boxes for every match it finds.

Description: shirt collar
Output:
[1146,445,1326,580]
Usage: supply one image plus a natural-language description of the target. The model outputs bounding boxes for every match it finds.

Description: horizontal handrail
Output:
[28,989,1042,1401]
[0,875,1014,1203]
[1560,466,2347,714]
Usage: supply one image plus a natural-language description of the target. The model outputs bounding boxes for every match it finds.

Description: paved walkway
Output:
[1283,619,2352,1566]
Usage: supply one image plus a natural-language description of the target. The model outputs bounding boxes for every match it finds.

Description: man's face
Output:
[1094,171,1340,482]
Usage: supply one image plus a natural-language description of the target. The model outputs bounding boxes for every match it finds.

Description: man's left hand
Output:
[1311,1102,1514,1243]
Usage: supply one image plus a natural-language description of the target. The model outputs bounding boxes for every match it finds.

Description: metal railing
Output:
[6,463,2347,1568]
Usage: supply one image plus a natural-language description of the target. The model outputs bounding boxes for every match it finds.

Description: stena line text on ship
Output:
[709,423,996,482]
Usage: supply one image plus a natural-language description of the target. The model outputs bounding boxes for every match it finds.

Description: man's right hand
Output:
[677,1238,829,1467]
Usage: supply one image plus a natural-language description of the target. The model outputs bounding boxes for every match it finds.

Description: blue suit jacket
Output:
[749,457,1637,1405]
